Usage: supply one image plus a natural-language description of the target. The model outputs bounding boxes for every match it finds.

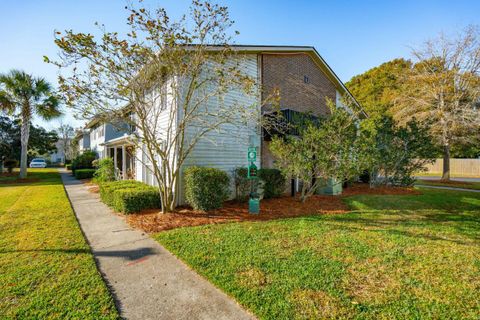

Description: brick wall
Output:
[261,53,337,117]
[261,53,338,168]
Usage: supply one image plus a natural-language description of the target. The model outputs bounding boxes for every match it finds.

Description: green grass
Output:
[0,169,119,319]
[155,189,480,319]
[415,179,480,190]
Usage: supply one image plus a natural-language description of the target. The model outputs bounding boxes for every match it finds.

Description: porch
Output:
[102,136,136,180]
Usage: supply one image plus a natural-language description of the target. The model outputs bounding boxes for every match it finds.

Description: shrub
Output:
[234,167,285,200]
[71,150,97,173]
[74,169,96,179]
[234,167,250,201]
[184,166,230,211]
[93,158,115,182]
[3,159,17,173]
[65,164,72,171]
[258,168,285,198]
[112,187,161,214]
[99,180,144,206]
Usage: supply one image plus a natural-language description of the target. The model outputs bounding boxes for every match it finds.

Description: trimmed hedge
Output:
[99,180,145,206]
[98,180,160,214]
[74,169,96,179]
[184,166,230,211]
[112,188,161,214]
[258,168,286,199]
[65,164,72,171]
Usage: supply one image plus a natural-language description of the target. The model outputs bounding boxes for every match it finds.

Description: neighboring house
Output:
[74,117,133,179]
[74,129,91,154]
[131,45,366,205]
[49,139,70,163]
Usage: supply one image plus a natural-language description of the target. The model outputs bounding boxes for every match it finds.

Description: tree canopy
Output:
[346,58,412,119]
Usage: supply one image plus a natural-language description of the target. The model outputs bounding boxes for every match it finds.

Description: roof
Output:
[196,45,368,118]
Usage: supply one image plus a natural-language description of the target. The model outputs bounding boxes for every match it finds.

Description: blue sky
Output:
[1,0,479,129]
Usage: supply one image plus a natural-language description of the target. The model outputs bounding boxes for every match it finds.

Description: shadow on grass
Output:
[0,247,156,261]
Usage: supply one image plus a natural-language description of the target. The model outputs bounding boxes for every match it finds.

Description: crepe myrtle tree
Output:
[0,70,61,178]
[392,25,480,181]
[47,1,271,213]
[269,101,367,202]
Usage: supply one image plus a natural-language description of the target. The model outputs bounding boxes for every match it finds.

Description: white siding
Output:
[178,55,261,204]
[89,124,106,158]
[135,77,178,189]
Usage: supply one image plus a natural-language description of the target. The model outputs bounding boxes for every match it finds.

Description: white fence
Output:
[422,158,480,177]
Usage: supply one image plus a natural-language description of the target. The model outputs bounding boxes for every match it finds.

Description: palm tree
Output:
[0,70,61,178]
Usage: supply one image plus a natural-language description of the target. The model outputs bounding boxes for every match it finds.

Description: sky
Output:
[1,0,479,130]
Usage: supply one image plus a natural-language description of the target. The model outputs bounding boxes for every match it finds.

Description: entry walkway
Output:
[60,170,254,320]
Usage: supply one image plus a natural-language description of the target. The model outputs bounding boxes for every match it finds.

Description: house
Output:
[129,45,366,205]
[76,45,365,204]
[49,139,70,164]
[73,129,90,154]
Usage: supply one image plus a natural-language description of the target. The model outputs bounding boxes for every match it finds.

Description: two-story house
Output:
[132,45,366,205]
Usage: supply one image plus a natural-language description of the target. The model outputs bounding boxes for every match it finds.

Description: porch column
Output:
[114,147,117,177]
[122,145,127,180]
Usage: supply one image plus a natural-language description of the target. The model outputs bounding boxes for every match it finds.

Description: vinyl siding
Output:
[178,54,261,204]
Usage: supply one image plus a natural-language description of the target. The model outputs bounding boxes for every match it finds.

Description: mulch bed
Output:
[125,183,420,233]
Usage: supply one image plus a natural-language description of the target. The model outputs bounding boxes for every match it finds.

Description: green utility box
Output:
[249,197,260,214]
[316,178,343,195]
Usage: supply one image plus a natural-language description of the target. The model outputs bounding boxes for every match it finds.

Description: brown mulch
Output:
[125,183,421,233]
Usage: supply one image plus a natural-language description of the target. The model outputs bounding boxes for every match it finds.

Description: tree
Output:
[392,26,480,180]
[0,70,61,178]
[269,102,366,202]
[57,123,75,162]
[0,116,59,162]
[361,116,437,186]
[346,58,412,119]
[48,1,263,212]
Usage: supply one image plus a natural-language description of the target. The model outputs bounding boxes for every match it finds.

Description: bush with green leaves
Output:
[65,164,72,171]
[99,180,145,206]
[71,150,97,173]
[184,166,230,211]
[360,115,436,186]
[98,180,160,213]
[3,159,18,173]
[93,158,115,183]
[269,102,367,202]
[234,167,285,201]
[234,167,250,201]
[112,188,161,214]
[258,169,285,198]
[74,169,96,179]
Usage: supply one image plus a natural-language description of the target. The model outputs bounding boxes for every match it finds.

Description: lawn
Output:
[156,188,480,319]
[0,169,119,319]
[415,179,480,190]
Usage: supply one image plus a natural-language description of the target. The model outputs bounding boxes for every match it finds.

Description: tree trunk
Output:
[441,144,450,181]
[19,114,30,179]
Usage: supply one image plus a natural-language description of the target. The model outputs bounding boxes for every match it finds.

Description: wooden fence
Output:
[421,158,480,177]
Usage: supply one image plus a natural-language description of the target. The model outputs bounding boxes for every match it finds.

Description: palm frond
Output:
[36,95,63,120]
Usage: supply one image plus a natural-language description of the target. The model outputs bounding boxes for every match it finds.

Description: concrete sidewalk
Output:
[60,170,254,320]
